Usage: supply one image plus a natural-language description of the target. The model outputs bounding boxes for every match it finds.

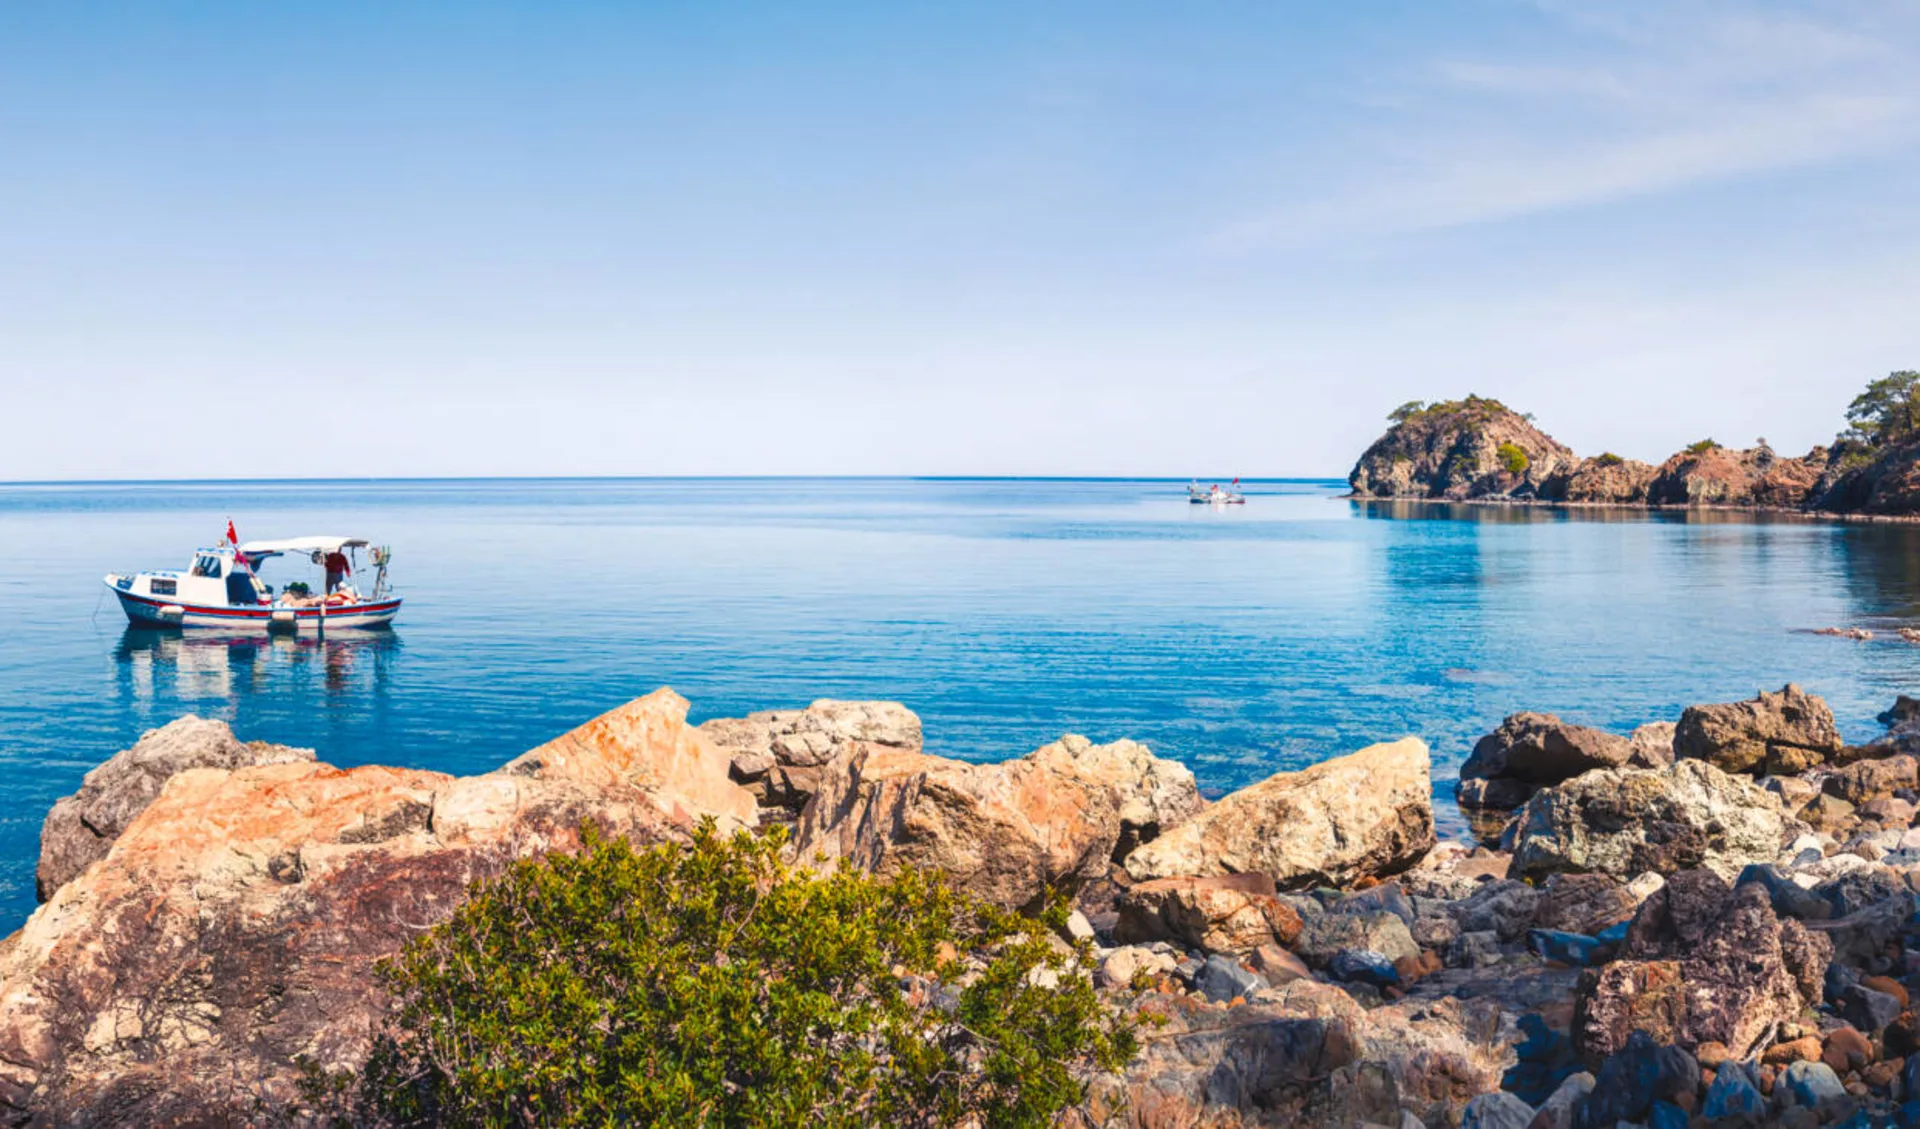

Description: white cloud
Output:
[1213,1,1920,248]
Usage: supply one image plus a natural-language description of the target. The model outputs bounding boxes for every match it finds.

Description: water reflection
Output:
[115,628,400,703]
[1834,526,1920,622]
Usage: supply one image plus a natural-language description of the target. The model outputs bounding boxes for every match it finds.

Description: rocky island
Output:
[10,686,1920,1125]
[1349,372,1920,516]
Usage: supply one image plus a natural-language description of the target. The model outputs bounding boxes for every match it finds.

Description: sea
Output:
[4,477,1920,933]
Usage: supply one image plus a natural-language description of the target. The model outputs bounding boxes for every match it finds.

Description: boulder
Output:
[1531,872,1637,937]
[1293,910,1420,969]
[1114,873,1304,953]
[1674,684,1843,776]
[1825,753,1920,805]
[1572,880,1831,1061]
[1458,713,1635,799]
[1508,759,1788,882]
[1627,722,1677,770]
[1123,738,1434,889]
[0,688,756,1125]
[700,699,921,816]
[502,690,760,829]
[36,716,313,900]
[792,733,1201,909]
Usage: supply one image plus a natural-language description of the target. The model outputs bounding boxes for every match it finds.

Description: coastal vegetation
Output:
[1683,438,1719,456]
[1844,371,1920,446]
[330,822,1134,1128]
[1495,442,1529,474]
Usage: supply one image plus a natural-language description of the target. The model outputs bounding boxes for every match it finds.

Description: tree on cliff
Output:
[310,822,1134,1128]
[1845,371,1920,446]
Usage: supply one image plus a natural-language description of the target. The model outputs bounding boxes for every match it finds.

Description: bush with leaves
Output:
[1845,371,1920,447]
[303,822,1134,1128]
[1495,442,1529,474]
[1684,438,1719,456]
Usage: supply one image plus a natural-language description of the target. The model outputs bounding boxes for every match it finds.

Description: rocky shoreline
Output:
[8,687,1920,1126]
[1347,392,1920,519]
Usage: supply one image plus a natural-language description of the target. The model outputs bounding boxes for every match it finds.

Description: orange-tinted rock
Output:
[1765,1036,1823,1065]
[1115,873,1303,952]
[793,733,1201,909]
[1123,738,1434,889]
[0,688,757,1124]
[1823,1025,1873,1074]
[503,688,758,828]
[1866,976,1911,1008]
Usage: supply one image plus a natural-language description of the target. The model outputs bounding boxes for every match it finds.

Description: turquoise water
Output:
[5,478,1920,932]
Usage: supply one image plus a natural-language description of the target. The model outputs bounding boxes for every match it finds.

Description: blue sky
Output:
[3,1,1917,478]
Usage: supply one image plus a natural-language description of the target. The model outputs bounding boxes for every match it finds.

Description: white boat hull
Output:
[108,581,401,631]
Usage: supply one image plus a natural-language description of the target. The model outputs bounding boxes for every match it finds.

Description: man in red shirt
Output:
[324,550,351,594]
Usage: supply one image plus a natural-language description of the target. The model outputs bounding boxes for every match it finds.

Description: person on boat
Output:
[324,550,351,595]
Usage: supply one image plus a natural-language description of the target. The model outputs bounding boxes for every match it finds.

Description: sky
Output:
[2,0,1918,479]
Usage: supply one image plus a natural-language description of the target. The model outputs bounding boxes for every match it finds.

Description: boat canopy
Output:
[237,536,371,557]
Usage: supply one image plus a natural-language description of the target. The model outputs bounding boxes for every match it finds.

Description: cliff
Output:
[1347,397,1577,500]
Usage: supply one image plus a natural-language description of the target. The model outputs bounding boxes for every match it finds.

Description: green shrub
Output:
[313,822,1134,1128]
[1496,442,1529,474]
[1684,438,1719,456]
[1386,394,1515,426]
[1593,452,1625,467]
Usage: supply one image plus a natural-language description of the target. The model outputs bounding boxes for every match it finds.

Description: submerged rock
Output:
[1508,759,1788,882]
[0,688,756,1125]
[36,716,313,901]
[1673,683,1843,776]
[792,733,1201,908]
[1123,737,1434,889]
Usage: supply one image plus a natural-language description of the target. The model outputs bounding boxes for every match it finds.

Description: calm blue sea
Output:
[4,477,1920,932]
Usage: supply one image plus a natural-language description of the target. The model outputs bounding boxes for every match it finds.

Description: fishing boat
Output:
[1187,480,1246,505]
[105,525,401,631]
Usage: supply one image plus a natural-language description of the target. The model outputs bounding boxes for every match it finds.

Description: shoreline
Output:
[1347,492,1920,525]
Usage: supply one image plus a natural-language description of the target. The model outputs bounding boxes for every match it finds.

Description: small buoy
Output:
[157,605,185,622]
[269,609,298,631]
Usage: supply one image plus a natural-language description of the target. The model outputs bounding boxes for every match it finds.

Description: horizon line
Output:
[0,473,1353,488]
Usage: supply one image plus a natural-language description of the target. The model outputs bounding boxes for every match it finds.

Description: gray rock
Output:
[701,699,922,815]
[1781,1060,1845,1108]
[1194,953,1267,1003]
[37,716,313,900]
[1843,983,1904,1032]
[1448,879,1543,941]
[1457,1090,1533,1129]
[1446,930,1506,969]
[1293,910,1419,968]
[1333,881,1416,926]
[1508,759,1788,882]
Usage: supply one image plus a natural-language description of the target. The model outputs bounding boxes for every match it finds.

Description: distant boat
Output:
[1187,480,1246,505]
[105,528,400,630]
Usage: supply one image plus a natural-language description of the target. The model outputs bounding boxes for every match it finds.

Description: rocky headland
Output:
[9,686,1920,1126]
[1349,390,1920,517]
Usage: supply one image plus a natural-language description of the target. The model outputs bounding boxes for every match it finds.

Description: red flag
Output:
[226,519,239,547]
